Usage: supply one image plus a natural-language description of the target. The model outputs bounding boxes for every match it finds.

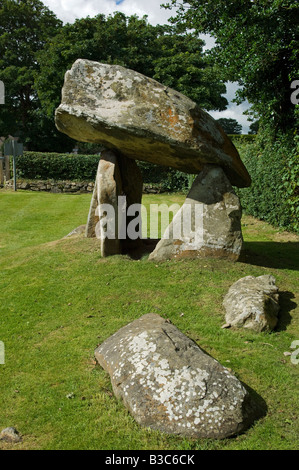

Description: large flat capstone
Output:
[95,313,262,438]
[55,59,251,188]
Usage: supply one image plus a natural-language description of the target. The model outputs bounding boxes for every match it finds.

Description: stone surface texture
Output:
[223,275,280,332]
[0,427,22,443]
[85,149,143,256]
[95,313,261,439]
[149,165,243,261]
[55,59,251,188]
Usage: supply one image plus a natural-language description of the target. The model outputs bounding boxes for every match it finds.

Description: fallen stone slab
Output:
[223,275,280,332]
[55,59,251,188]
[95,313,263,439]
[149,164,243,262]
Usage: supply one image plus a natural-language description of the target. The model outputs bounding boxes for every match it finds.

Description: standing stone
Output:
[223,275,280,332]
[85,149,143,257]
[95,313,263,439]
[86,150,122,256]
[149,165,243,262]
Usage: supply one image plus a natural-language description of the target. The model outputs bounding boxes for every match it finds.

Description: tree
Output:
[216,118,242,134]
[152,32,227,110]
[0,0,67,149]
[163,0,298,132]
[248,121,260,135]
[35,13,228,126]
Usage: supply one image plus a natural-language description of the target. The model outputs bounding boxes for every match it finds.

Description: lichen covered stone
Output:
[95,313,262,438]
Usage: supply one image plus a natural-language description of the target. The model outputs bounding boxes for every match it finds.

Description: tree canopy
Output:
[216,118,242,135]
[0,0,65,149]
[1,4,230,151]
[163,0,299,132]
[35,12,228,123]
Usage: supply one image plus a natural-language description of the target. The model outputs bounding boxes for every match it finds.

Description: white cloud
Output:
[42,0,174,25]
[41,0,252,132]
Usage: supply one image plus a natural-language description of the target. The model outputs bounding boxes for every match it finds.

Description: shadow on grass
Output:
[124,238,160,260]
[240,382,268,435]
[242,241,299,270]
[276,291,297,332]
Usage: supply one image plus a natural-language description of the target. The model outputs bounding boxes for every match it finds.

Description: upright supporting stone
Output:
[149,165,243,262]
[85,150,143,257]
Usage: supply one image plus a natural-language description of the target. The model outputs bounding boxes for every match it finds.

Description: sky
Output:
[41,0,251,132]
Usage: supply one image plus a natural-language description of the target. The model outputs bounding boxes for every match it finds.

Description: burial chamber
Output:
[55,59,251,261]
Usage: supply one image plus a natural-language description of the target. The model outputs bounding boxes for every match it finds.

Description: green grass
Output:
[0,190,298,450]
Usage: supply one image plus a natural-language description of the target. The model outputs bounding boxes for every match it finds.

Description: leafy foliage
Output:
[235,129,299,232]
[35,12,228,121]
[216,118,242,134]
[164,0,298,131]
[15,152,192,192]
[0,0,71,149]
[137,161,191,192]
[16,151,100,181]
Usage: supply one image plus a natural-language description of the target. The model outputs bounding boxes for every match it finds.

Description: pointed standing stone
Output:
[149,165,243,261]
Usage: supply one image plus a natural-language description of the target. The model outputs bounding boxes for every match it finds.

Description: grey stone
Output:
[223,275,280,332]
[64,224,86,238]
[0,427,22,443]
[85,149,143,257]
[95,313,262,439]
[55,59,251,188]
[149,165,243,262]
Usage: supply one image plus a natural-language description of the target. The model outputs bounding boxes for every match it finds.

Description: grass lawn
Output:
[0,189,298,450]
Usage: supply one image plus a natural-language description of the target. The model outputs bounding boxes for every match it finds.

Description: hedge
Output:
[16,152,101,181]
[235,132,299,233]
[15,151,193,193]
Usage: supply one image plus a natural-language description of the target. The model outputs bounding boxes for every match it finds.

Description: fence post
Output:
[3,140,23,190]
[0,153,4,186]
[4,154,11,180]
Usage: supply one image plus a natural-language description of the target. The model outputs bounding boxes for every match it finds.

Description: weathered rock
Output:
[85,149,143,256]
[149,165,243,262]
[0,427,22,443]
[223,275,280,332]
[95,313,262,439]
[64,224,86,238]
[55,59,251,188]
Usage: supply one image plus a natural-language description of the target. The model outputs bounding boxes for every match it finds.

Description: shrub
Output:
[15,152,193,192]
[137,161,192,193]
[236,130,299,233]
[16,152,100,181]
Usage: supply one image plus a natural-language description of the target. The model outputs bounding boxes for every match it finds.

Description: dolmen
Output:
[55,59,251,260]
